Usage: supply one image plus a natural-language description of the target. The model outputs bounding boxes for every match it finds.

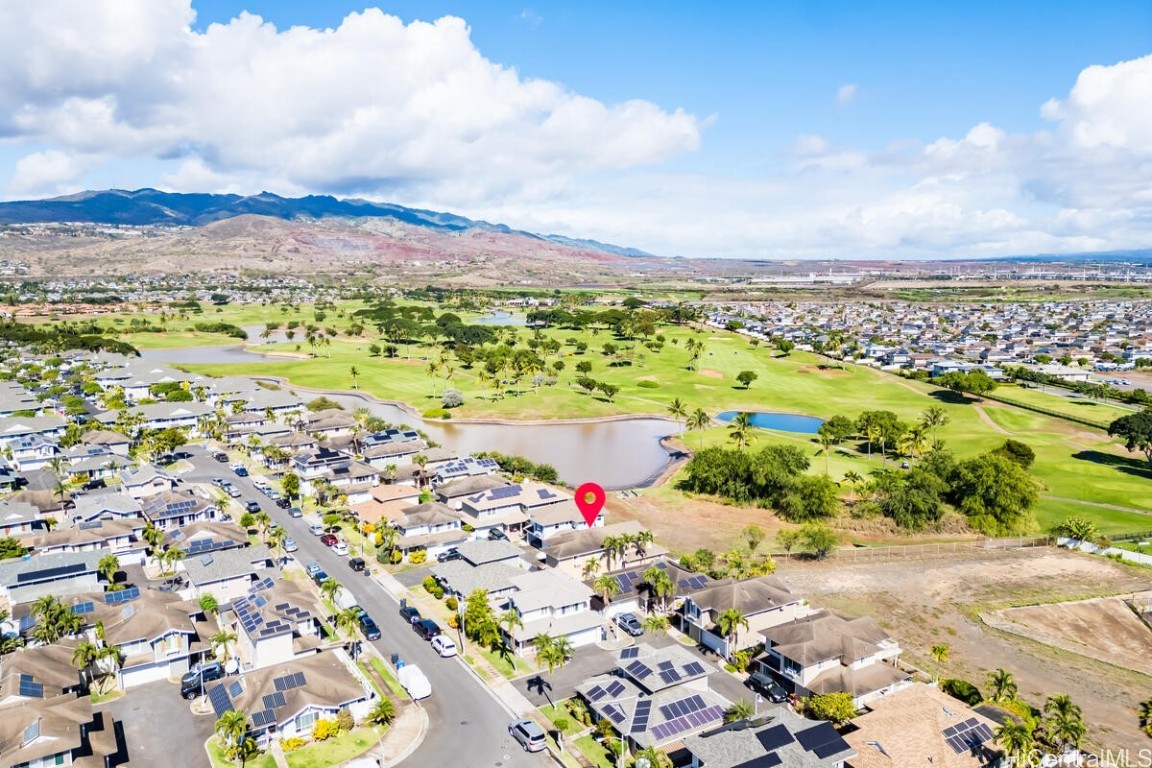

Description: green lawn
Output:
[116,331,243,349]
[540,702,583,736]
[572,734,619,768]
[369,658,407,699]
[989,383,1136,424]
[284,728,377,768]
[205,739,276,768]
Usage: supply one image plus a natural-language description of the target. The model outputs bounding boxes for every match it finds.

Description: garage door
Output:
[121,661,171,688]
[567,627,602,649]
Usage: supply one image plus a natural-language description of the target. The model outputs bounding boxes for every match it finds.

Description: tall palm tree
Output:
[335,607,362,637]
[600,535,620,571]
[1043,694,1085,750]
[994,720,1034,760]
[987,668,1018,702]
[728,412,754,450]
[320,578,342,604]
[267,527,286,571]
[633,530,654,557]
[97,554,120,586]
[642,566,676,613]
[534,633,572,676]
[687,408,711,450]
[634,746,673,768]
[92,645,123,694]
[581,557,601,581]
[930,644,949,683]
[215,709,249,757]
[71,640,100,687]
[211,630,238,662]
[716,608,749,660]
[349,366,360,390]
[920,405,949,444]
[498,610,524,669]
[864,423,881,461]
[594,574,621,616]
[666,398,687,430]
[817,431,835,474]
[642,615,670,636]
[141,522,164,551]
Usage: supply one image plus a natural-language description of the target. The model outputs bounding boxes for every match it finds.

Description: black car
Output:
[245,500,261,513]
[399,600,421,625]
[212,451,228,462]
[275,498,292,509]
[311,569,329,586]
[412,618,442,640]
[746,672,789,703]
[487,527,508,541]
[348,557,366,572]
[82,478,106,491]
[358,614,382,641]
[180,661,225,699]
[436,548,461,563]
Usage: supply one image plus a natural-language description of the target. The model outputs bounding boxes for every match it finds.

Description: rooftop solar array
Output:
[71,601,95,615]
[625,660,653,680]
[207,684,233,718]
[605,680,626,698]
[630,700,653,734]
[658,668,682,685]
[602,704,627,725]
[262,691,286,710]
[105,585,140,604]
[227,681,244,699]
[620,647,639,660]
[659,694,706,721]
[649,704,725,742]
[795,721,846,759]
[733,754,783,768]
[536,488,557,499]
[252,577,275,593]
[755,724,796,751]
[273,672,307,692]
[251,709,277,727]
[78,520,104,530]
[944,718,994,755]
[18,674,44,698]
[585,685,608,702]
[16,562,87,584]
[487,485,522,501]
[683,662,706,677]
[187,538,229,555]
[677,575,708,590]
[614,571,642,593]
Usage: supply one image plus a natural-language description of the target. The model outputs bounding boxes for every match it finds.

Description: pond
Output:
[141,345,682,488]
[716,410,824,434]
[471,310,526,326]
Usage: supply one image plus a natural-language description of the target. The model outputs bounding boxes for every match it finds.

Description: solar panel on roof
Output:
[630,700,652,734]
[18,674,44,698]
[756,724,796,751]
[625,661,653,680]
[105,585,140,604]
[620,647,639,660]
[17,562,87,583]
[813,740,849,759]
[274,603,290,611]
[251,709,276,727]
[273,675,291,692]
[657,661,675,671]
[71,601,94,615]
[263,692,286,710]
[288,671,306,689]
[605,680,626,698]
[658,670,681,685]
[683,662,706,677]
[208,684,233,718]
[944,719,993,754]
[585,685,608,702]
[602,704,626,724]
[227,681,244,699]
[796,721,839,753]
[733,754,783,768]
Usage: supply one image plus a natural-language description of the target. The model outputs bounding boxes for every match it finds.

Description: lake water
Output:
[716,410,825,434]
[143,345,682,488]
[472,310,526,326]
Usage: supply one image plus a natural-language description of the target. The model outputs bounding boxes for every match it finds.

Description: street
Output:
[181,448,550,767]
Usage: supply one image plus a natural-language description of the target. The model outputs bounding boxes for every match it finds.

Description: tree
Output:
[776,475,839,522]
[995,439,1036,469]
[775,339,794,356]
[950,452,1038,535]
[804,692,856,724]
[366,698,395,726]
[920,405,949,443]
[71,640,100,687]
[642,565,675,613]
[633,746,673,768]
[799,523,838,559]
[687,407,711,449]
[736,370,758,389]
[994,720,1034,760]
[349,366,359,389]
[534,633,573,675]
[335,607,362,637]
[1108,409,1152,465]
[776,529,801,554]
[596,382,619,402]
[642,614,670,635]
[199,594,219,615]
[97,554,120,586]
[741,524,766,552]
[320,578,342,604]
[728,412,755,450]
[498,610,524,669]
[1043,694,1085,750]
[987,668,1018,702]
[930,644,949,683]
[1139,697,1152,737]
[281,472,300,501]
[725,700,754,723]
[666,398,687,428]
[716,608,748,658]
[212,630,238,661]
[215,710,249,758]
[1051,516,1098,542]
[594,574,622,614]
[0,536,29,561]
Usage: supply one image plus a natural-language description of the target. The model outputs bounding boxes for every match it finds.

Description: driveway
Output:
[99,678,215,768]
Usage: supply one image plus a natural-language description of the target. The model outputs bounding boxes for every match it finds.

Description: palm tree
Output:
[92,645,122,694]
[71,640,100,687]
[864,423,881,460]
[994,720,1034,760]
[159,545,183,576]
[724,700,754,723]
[335,607,362,637]
[920,405,949,444]
[534,633,573,676]
[642,615,670,636]
[817,430,835,474]
[716,608,749,660]
[642,566,675,613]
[211,630,238,661]
[987,668,1018,702]
[498,610,524,669]
[320,578,342,604]
[349,366,360,390]
[215,709,249,757]
[633,530,654,557]
[97,554,120,586]
[366,698,395,726]
[666,398,687,430]
[930,644,949,683]
[1044,694,1085,751]
[728,412,754,450]
[267,527,286,571]
[600,535,620,571]
[594,574,621,616]
[142,522,164,551]
[687,408,711,450]
[633,746,673,768]
[581,557,601,581]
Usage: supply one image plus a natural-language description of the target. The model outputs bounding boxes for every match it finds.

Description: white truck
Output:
[394,657,431,700]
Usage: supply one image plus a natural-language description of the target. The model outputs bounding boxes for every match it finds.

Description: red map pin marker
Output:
[574,482,606,527]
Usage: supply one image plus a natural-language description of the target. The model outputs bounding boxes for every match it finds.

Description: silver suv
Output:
[508,719,547,752]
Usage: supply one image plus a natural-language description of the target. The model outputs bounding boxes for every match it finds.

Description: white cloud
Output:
[0,1,699,203]
[5,150,98,197]
[836,83,857,106]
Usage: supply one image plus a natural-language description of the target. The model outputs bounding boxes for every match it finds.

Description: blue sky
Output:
[0,1,1149,259]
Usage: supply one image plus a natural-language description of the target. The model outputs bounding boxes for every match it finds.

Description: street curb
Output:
[379,703,429,768]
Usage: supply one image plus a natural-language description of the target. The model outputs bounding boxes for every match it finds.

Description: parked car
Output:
[305,562,322,577]
[320,533,338,547]
[311,569,330,586]
[275,498,291,509]
[487,527,508,541]
[615,612,644,637]
[210,477,226,487]
[331,541,349,557]
[348,557,366,572]
[82,478,106,491]
[309,523,325,536]
[226,485,241,498]
[232,465,249,477]
[413,618,442,640]
[399,600,421,625]
[289,507,303,518]
[282,536,298,553]
[430,635,457,658]
[245,500,261,513]
[180,662,224,699]
[358,613,382,641]
[508,719,547,753]
[397,663,431,700]
[746,672,789,703]
[436,548,461,563]
[212,451,228,462]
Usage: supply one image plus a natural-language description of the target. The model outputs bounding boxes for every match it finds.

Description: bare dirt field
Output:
[987,596,1152,677]
[773,548,1152,752]
[698,369,724,379]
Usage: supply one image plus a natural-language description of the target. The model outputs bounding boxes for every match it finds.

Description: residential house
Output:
[0,500,43,538]
[350,484,422,526]
[0,415,66,447]
[0,693,124,768]
[391,503,467,562]
[0,642,85,704]
[218,578,324,671]
[525,499,601,547]
[683,707,855,768]
[119,465,177,500]
[434,475,510,510]
[458,481,568,538]
[140,491,216,530]
[680,576,812,658]
[89,588,205,687]
[539,520,666,579]
[301,409,356,438]
[79,430,132,457]
[501,569,600,655]
[182,545,275,604]
[430,455,500,485]
[24,519,145,565]
[0,551,102,605]
[7,435,58,472]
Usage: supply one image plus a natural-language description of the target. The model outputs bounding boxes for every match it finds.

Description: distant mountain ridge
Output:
[0,188,652,258]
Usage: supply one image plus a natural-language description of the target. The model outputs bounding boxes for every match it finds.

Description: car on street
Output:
[397,663,431,700]
[180,661,225,699]
[508,719,547,753]
[212,451,228,462]
[358,613,382,641]
[225,485,241,498]
[348,557,366,572]
[311,569,329,586]
[745,671,789,703]
[245,500,261,513]
[615,612,644,637]
[309,523,325,536]
[320,533,338,547]
[399,600,421,625]
[413,618,442,640]
[305,562,322,577]
[275,498,290,508]
[436,548,461,563]
[430,635,457,658]
[211,477,226,487]
[331,541,349,557]
[289,507,303,518]
[282,536,298,553]
[231,464,248,476]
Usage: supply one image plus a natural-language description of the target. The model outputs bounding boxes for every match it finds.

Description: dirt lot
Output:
[988,596,1152,677]
[773,548,1152,753]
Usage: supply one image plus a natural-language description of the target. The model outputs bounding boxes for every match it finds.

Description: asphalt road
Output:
[181,447,550,768]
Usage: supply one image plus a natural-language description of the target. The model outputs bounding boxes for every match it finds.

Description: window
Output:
[296,711,316,731]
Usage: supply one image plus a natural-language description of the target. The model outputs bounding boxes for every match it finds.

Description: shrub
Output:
[446,613,459,629]
[941,678,983,706]
[445,596,459,611]
[239,512,256,528]
[636,380,660,389]
[430,584,444,599]
[553,717,570,733]
[442,389,464,408]
[409,549,427,565]
[280,737,307,752]
[336,708,354,733]
[422,576,438,592]
[311,718,340,741]
[422,407,451,419]
[390,549,403,564]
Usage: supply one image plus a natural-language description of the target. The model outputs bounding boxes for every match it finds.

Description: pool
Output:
[716,411,825,434]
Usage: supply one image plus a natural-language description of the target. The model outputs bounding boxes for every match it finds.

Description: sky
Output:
[0,1,1150,260]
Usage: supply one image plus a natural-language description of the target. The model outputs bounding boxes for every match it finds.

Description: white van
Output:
[397,664,431,700]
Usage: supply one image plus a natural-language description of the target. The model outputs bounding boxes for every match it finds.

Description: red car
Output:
[320,533,338,547]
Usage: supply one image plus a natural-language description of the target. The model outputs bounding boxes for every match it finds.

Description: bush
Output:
[409,549,427,565]
[280,737,307,752]
[422,576,438,592]
[941,678,983,706]
[336,708,354,733]
[311,718,340,741]
[239,512,256,528]
[442,389,464,408]
[430,584,444,599]
[390,549,403,564]
[446,613,459,629]
[422,407,451,419]
[636,380,660,389]
[445,596,459,611]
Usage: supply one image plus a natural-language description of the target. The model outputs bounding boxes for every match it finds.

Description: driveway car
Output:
[397,664,431,700]
[746,672,789,703]
[348,557,366,572]
[358,613,381,641]
[430,635,457,658]
[615,612,644,637]
[320,533,338,547]
[436,548,461,563]
[282,536,298,553]
[289,507,303,518]
[487,527,508,541]
[399,600,421,625]
[508,719,547,753]
[180,662,224,699]
[413,618,442,640]
[331,541,349,557]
